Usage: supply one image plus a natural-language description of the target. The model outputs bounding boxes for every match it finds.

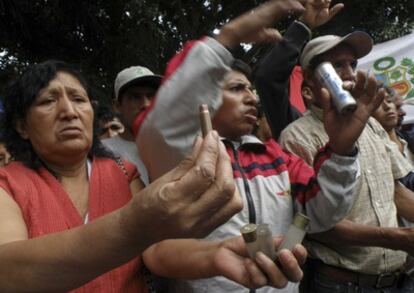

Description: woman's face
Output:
[17,71,94,163]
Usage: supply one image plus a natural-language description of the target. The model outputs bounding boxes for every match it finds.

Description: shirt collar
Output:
[223,134,266,153]
[310,104,324,121]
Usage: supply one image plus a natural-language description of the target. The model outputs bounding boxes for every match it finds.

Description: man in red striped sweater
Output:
[138,0,384,292]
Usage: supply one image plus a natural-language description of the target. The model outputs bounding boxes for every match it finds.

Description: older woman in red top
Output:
[0,59,247,292]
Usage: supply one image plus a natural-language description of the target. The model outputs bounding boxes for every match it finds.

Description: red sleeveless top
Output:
[0,157,147,292]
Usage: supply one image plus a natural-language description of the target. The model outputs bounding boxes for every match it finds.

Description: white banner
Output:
[359,31,414,124]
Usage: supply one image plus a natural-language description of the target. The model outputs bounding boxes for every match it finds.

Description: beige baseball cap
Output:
[114,66,162,100]
[300,31,373,70]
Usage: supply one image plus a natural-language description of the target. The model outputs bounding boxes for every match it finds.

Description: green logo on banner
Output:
[373,56,414,100]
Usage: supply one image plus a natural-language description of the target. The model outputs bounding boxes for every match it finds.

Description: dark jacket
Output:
[255,21,311,140]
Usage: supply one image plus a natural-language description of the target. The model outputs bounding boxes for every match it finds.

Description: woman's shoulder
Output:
[0,161,41,202]
[0,161,36,177]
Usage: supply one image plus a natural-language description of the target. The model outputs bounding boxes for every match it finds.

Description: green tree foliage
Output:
[318,0,414,41]
[0,0,413,102]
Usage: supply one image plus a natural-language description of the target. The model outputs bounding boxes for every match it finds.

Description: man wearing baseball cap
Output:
[102,66,162,185]
[278,32,414,292]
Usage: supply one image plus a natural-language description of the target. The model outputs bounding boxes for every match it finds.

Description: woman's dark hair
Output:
[3,60,114,169]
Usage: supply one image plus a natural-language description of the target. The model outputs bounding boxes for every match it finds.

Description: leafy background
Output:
[1,0,413,103]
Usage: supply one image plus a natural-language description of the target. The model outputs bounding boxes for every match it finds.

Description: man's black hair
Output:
[3,60,114,169]
[96,103,117,124]
[231,59,253,81]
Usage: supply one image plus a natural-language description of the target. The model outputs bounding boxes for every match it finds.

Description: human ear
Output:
[14,119,29,139]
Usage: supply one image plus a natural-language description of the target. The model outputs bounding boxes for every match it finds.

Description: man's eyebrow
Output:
[226,79,251,85]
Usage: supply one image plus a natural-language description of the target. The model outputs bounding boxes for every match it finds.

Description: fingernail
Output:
[255,251,267,264]
[278,249,290,262]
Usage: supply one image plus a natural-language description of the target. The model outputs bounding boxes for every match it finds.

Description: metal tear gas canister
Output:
[316,62,357,114]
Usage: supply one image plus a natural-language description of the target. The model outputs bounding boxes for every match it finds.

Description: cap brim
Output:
[301,31,373,70]
[339,31,373,60]
[117,75,162,100]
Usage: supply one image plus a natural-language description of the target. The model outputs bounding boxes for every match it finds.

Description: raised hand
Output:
[132,131,243,244]
[216,0,305,49]
[321,71,385,155]
[299,0,344,29]
[213,236,307,289]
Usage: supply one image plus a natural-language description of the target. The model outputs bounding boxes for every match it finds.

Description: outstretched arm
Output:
[280,141,359,233]
[309,218,414,256]
[395,181,414,223]
[255,21,310,140]
[256,0,343,139]
[308,183,414,255]
[138,0,305,181]
[0,132,243,292]
[143,236,307,290]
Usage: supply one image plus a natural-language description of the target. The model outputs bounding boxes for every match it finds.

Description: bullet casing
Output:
[256,224,275,260]
[199,104,213,137]
[278,213,310,252]
[241,223,257,243]
[241,223,275,260]
[241,223,259,259]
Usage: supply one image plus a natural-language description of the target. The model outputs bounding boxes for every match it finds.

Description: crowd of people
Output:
[1,0,414,292]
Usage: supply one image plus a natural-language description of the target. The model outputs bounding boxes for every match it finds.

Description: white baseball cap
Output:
[300,31,373,70]
[114,66,162,100]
